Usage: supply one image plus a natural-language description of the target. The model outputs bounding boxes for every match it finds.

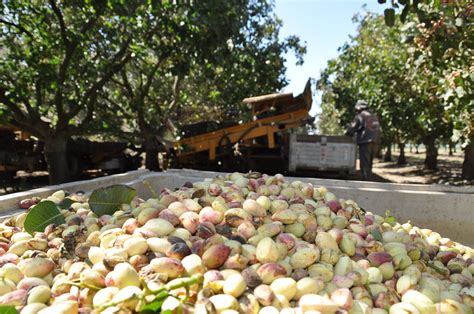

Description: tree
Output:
[318,11,453,170]
[316,82,345,136]
[380,0,473,178]
[0,1,157,183]
[318,14,413,160]
[100,2,248,171]
[179,8,306,124]
[1,0,306,181]
[102,0,306,170]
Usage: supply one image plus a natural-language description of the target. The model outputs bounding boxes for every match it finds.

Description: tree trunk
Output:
[448,141,454,156]
[144,136,160,171]
[462,139,474,180]
[409,144,413,153]
[397,143,406,165]
[415,144,420,154]
[43,136,70,184]
[383,144,392,162]
[375,144,382,159]
[423,135,438,170]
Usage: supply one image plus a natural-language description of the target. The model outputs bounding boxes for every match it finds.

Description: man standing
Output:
[346,100,381,180]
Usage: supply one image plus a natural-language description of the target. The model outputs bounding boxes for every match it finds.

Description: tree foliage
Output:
[183,3,306,123]
[100,2,253,170]
[380,0,473,178]
[318,14,429,150]
[318,2,472,174]
[0,1,161,183]
[0,0,153,137]
[316,89,345,136]
[0,0,306,182]
[102,1,306,170]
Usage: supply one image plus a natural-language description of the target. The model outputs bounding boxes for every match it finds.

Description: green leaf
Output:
[24,201,66,235]
[384,9,395,27]
[58,198,74,209]
[385,210,396,226]
[0,306,19,314]
[139,298,165,313]
[89,185,136,216]
[370,230,383,242]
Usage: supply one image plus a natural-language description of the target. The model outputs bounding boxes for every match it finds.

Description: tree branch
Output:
[132,58,169,137]
[22,90,40,123]
[167,74,183,111]
[0,87,29,122]
[79,9,103,35]
[84,38,132,100]
[65,38,133,121]
[50,2,103,131]
[68,44,132,136]
[0,18,34,38]
[49,0,74,128]
[0,87,49,138]
[8,120,44,139]
[62,94,97,136]
[120,70,135,98]
[81,94,97,128]
[140,58,165,98]
[100,94,134,120]
[34,79,43,110]
[138,71,144,91]
[49,0,69,46]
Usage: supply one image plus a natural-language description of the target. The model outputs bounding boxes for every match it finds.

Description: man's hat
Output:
[355,100,368,111]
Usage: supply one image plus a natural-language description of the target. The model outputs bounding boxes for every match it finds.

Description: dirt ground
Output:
[370,148,472,186]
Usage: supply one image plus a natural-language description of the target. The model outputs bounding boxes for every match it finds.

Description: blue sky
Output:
[274,0,384,115]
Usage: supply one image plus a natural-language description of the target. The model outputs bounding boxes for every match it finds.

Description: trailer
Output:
[0,126,46,179]
[173,80,315,173]
[288,134,356,175]
[172,80,357,175]
[0,125,141,180]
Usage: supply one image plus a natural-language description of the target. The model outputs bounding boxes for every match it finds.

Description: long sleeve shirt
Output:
[346,110,380,145]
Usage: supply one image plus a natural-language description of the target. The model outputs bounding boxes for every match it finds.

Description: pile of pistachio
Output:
[0,172,472,314]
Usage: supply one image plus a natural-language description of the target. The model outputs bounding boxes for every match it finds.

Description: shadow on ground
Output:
[373,150,472,186]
